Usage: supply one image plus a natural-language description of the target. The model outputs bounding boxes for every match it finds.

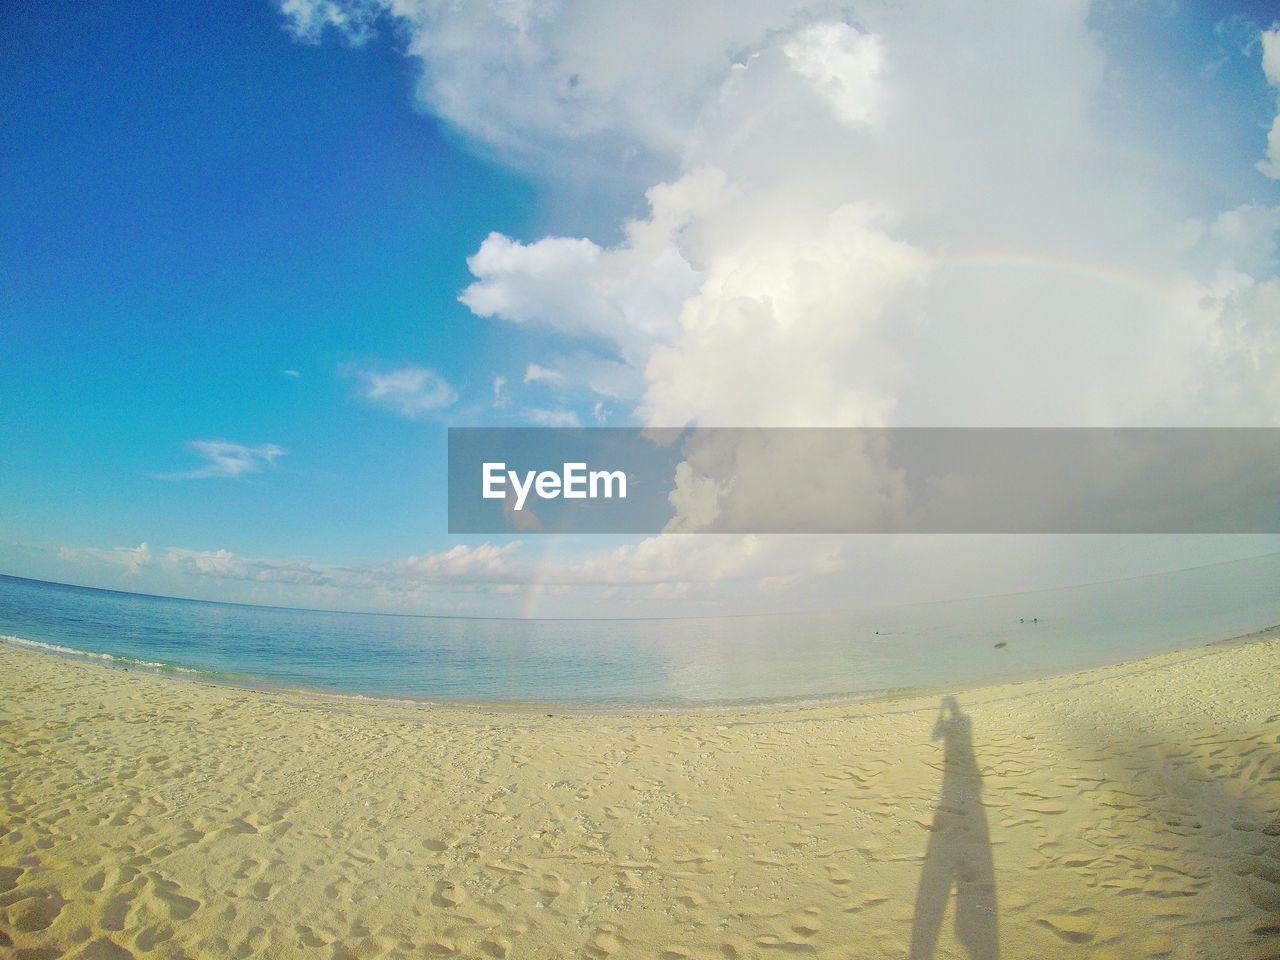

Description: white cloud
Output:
[643,201,930,428]
[58,541,153,575]
[285,1,1279,432]
[424,3,1231,434]
[1257,28,1280,179]
[279,0,819,184]
[783,22,883,128]
[459,169,718,368]
[279,0,380,45]
[52,534,833,599]
[393,542,524,581]
[1195,276,1280,420]
[278,1,1280,603]
[46,531,1280,617]
[60,540,527,590]
[523,362,565,386]
[525,407,581,428]
[492,374,509,407]
[157,440,287,480]
[1206,203,1280,274]
[346,363,456,418]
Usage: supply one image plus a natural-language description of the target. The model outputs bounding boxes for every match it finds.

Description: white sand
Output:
[2,634,1279,959]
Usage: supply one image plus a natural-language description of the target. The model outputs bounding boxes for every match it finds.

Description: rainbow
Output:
[936,248,1202,315]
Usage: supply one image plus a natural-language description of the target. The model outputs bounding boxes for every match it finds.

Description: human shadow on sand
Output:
[909,696,998,960]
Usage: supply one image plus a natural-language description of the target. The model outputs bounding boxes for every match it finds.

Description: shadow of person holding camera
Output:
[909,696,998,959]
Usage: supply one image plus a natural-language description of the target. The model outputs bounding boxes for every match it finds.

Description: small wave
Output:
[0,634,204,675]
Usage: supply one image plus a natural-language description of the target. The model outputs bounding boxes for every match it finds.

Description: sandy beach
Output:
[2,636,1279,960]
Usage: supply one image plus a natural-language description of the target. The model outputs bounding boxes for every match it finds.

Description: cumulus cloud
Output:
[782,21,883,128]
[278,0,819,183]
[345,363,456,418]
[412,2,1243,433]
[459,167,719,367]
[279,1,1280,596]
[643,201,930,428]
[156,440,287,480]
[284,1,1280,430]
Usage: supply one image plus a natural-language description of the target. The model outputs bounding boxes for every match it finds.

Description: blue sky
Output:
[2,0,542,561]
[3,1,1280,616]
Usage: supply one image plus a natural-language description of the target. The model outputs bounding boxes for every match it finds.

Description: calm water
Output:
[1,555,1278,707]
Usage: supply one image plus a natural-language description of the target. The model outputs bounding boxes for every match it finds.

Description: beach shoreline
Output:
[3,633,1280,958]
[3,621,1279,719]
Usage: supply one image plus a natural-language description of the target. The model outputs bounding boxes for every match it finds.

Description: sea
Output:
[1,553,1277,709]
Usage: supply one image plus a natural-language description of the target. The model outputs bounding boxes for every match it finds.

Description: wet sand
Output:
[2,634,1279,959]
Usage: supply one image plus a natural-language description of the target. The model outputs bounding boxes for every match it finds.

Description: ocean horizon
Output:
[3,552,1278,707]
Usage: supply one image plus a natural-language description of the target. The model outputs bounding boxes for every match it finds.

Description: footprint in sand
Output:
[101,892,136,932]
[791,907,822,938]
[586,925,625,957]
[297,925,329,948]
[0,865,23,894]
[7,890,66,932]
[69,937,137,959]
[539,872,568,905]
[147,875,201,921]
[134,924,174,951]
[1037,908,1098,943]
[232,859,258,880]
[232,925,266,959]
[431,880,466,908]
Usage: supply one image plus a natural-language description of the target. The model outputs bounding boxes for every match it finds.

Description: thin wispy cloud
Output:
[526,407,581,428]
[345,363,457,419]
[1258,28,1280,179]
[523,362,566,386]
[155,440,287,480]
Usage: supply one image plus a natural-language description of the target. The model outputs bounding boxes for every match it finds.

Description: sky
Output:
[3,0,1280,617]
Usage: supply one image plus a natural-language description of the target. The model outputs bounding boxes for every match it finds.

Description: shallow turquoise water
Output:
[1,554,1277,706]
